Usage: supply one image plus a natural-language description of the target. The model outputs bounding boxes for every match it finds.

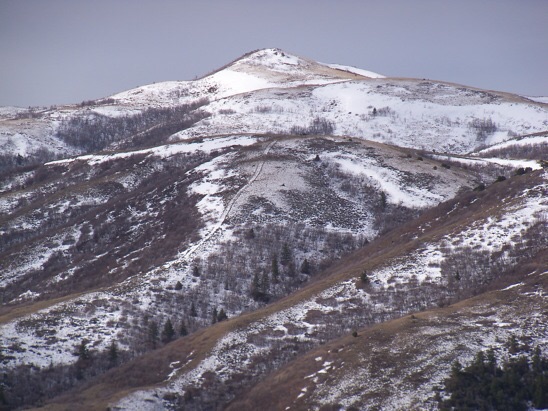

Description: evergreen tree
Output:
[508,335,519,354]
[161,318,175,343]
[261,271,270,295]
[190,302,197,317]
[486,348,497,376]
[250,272,261,300]
[533,373,547,408]
[379,191,387,210]
[148,320,159,349]
[77,340,90,362]
[360,269,369,284]
[280,243,292,266]
[179,320,188,337]
[438,347,548,411]
[0,385,6,407]
[250,271,270,302]
[532,345,542,373]
[212,307,218,324]
[217,308,228,322]
[532,346,548,408]
[271,256,280,283]
[244,228,255,239]
[286,261,296,277]
[300,258,311,274]
[108,340,118,368]
[75,339,91,380]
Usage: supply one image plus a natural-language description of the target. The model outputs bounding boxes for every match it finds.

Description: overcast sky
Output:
[1,0,547,107]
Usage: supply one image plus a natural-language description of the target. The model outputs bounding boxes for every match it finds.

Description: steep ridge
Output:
[228,255,547,411]
[30,169,546,410]
[109,48,370,110]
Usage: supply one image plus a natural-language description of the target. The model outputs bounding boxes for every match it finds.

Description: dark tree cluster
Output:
[469,117,498,140]
[56,99,209,151]
[0,148,60,176]
[477,142,548,161]
[438,345,548,411]
[0,338,128,410]
[290,117,335,135]
[370,106,395,117]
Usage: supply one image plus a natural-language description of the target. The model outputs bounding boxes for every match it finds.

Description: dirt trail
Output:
[174,139,277,264]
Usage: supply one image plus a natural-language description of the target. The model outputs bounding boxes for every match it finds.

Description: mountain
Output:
[1,48,546,160]
[0,48,373,160]
[0,48,546,410]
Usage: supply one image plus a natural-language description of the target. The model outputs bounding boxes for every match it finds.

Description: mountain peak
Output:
[228,48,385,80]
[229,47,311,73]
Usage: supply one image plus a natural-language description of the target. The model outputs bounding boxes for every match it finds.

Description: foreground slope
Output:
[32,169,546,410]
[0,135,475,372]
[229,258,547,411]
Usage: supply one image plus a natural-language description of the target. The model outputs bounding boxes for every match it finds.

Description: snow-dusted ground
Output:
[1,48,546,409]
[174,79,548,154]
[106,48,365,110]
[111,173,547,410]
[0,227,82,291]
[472,134,547,155]
[0,115,74,157]
[322,63,385,79]
[0,48,359,158]
[2,48,546,160]
[46,134,261,166]
[430,153,542,171]
[525,96,548,104]
[0,135,477,372]
[305,281,548,411]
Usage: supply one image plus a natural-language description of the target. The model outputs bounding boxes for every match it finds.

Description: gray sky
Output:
[1,0,547,107]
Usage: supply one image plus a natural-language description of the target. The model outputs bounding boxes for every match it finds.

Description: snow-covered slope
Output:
[108,171,547,410]
[30,169,545,410]
[107,48,371,110]
[173,79,548,154]
[0,135,476,371]
[322,62,385,78]
[228,268,548,411]
[1,48,547,410]
[1,48,365,159]
[1,48,546,161]
[472,132,548,156]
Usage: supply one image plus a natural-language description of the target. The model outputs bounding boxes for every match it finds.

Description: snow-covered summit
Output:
[109,48,377,109]
[1,47,546,160]
[229,48,309,73]
[228,48,384,79]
